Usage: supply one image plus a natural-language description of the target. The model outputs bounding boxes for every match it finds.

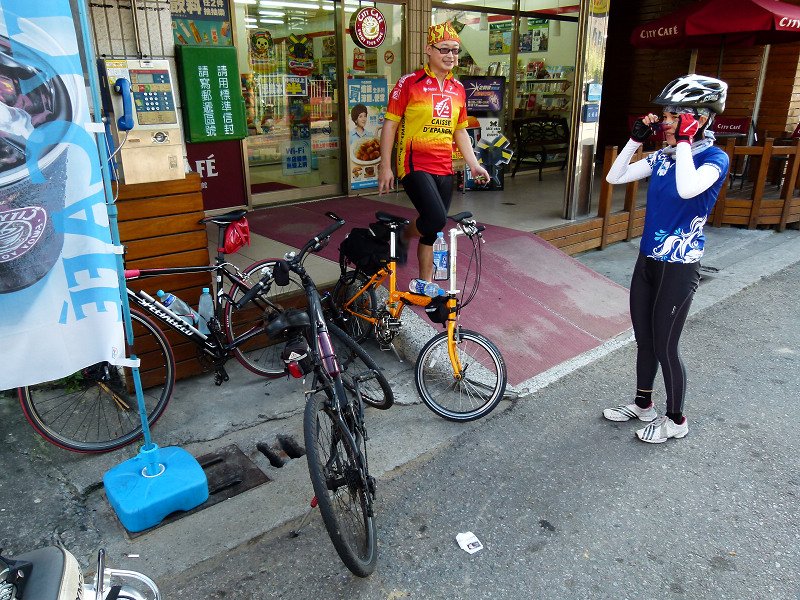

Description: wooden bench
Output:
[510,116,570,180]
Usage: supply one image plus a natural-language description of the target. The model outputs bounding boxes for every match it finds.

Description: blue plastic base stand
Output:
[103,444,209,533]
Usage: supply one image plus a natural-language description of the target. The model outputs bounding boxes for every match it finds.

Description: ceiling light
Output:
[260,0,320,8]
[234,0,257,4]
[245,23,259,28]
[244,16,258,21]
[260,18,284,23]
[259,10,285,15]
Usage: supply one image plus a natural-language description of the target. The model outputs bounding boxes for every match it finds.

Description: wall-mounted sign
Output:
[286,75,308,96]
[186,140,247,210]
[171,0,232,46]
[586,83,602,102]
[582,103,600,123]
[350,7,387,49]
[347,78,387,190]
[176,45,247,142]
[384,50,395,64]
[282,140,311,175]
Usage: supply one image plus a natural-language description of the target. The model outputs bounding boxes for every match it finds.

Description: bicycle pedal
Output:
[214,367,229,386]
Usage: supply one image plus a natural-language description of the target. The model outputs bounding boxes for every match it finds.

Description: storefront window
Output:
[232,1,403,199]
[234,2,340,196]
[344,3,404,191]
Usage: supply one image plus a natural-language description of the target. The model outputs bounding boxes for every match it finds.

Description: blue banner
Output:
[0,1,125,388]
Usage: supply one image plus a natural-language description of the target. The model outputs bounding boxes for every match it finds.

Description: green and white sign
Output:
[176,46,247,142]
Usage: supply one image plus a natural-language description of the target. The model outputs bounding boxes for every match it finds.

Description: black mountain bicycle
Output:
[236,211,387,576]
[15,210,385,453]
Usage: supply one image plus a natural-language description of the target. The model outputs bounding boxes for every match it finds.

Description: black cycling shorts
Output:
[401,171,453,246]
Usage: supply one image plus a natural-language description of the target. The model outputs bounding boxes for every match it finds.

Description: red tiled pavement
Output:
[247,196,631,386]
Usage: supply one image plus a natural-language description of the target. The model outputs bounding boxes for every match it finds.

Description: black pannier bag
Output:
[339,222,391,275]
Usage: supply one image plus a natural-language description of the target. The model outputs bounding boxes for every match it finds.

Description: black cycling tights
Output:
[630,253,700,415]
[401,171,453,245]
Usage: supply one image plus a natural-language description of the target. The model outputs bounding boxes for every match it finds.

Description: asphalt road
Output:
[158,260,800,599]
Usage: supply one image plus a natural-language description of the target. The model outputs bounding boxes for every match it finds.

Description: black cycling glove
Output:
[630,118,653,143]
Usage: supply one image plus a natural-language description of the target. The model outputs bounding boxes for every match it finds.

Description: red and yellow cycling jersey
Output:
[385,66,468,179]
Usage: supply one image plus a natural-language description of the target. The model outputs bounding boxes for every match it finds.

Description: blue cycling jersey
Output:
[641,145,729,263]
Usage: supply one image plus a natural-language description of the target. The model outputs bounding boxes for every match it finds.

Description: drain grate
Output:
[126,444,270,537]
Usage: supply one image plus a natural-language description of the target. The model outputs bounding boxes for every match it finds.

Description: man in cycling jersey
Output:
[603,74,730,444]
[378,21,490,283]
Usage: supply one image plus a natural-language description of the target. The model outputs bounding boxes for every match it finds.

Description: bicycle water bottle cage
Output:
[265,308,310,337]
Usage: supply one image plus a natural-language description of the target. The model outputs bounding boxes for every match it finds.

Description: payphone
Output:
[98,58,185,185]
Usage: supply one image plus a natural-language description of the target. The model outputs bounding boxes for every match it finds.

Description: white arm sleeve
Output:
[674,142,724,199]
[605,139,653,184]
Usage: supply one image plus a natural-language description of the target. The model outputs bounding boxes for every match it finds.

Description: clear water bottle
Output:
[157,290,199,327]
[197,287,214,335]
[432,232,448,281]
[409,279,445,297]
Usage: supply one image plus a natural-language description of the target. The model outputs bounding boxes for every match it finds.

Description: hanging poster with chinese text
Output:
[176,45,247,142]
[171,0,232,46]
[346,78,387,190]
[489,21,512,55]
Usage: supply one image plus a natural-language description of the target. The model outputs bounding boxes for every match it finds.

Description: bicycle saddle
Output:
[199,209,248,225]
[375,211,410,226]
[448,211,473,222]
[265,308,310,337]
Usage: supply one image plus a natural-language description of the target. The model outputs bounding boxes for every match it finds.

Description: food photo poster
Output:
[347,78,387,190]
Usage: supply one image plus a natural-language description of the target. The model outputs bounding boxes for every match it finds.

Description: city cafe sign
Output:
[638,25,680,40]
[350,7,387,49]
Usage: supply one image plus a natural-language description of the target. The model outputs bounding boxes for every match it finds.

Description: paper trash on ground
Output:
[456,531,483,554]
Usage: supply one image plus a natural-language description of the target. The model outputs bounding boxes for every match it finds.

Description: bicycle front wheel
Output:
[18,309,175,453]
[329,322,393,410]
[304,379,377,577]
[224,258,306,378]
[331,270,376,343]
[415,329,507,422]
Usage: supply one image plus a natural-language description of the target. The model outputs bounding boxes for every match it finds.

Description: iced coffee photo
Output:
[0,35,71,294]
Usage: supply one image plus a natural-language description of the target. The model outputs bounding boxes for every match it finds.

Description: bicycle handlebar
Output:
[234,264,274,310]
[235,213,345,310]
[293,211,345,264]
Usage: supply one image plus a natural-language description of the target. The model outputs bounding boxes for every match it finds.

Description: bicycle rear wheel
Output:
[18,309,175,453]
[304,378,377,577]
[415,329,507,422]
[329,322,393,410]
[224,259,306,377]
[331,270,376,343]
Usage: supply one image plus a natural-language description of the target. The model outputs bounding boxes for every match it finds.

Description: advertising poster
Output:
[489,21,512,55]
[518,18,549,53]
[171,0,232,46]
[461,76,505,116]
[347,78,387,190]
[0,1,125,388]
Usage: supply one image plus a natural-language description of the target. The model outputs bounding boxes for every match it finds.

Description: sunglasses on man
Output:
[431,45,461,55]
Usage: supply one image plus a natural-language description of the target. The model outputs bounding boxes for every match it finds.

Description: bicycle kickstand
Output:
[289,496,318,538]
[380,341,404,363]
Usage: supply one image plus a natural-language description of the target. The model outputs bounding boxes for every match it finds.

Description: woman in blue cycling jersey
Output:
[602,74,730,444]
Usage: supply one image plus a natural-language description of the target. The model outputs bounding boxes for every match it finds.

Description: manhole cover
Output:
[126,444,270,536]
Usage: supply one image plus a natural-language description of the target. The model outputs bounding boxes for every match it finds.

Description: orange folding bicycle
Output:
[331,211,507,422]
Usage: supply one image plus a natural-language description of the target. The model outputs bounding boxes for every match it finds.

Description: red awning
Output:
[631,0,800,49]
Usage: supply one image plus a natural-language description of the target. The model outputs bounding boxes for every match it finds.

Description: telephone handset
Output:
[113,77,134,132]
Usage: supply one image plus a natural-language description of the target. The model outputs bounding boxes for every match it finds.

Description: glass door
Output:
[233,0,342,203]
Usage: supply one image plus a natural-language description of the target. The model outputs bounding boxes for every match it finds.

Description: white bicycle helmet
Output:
[653,74,727,115]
